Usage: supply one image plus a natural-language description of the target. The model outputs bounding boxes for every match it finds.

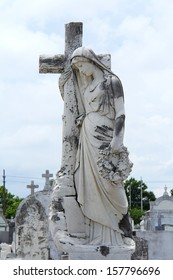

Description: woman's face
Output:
[73,60,95,77]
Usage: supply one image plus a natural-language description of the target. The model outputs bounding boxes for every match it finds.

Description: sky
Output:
[0,0,173,199]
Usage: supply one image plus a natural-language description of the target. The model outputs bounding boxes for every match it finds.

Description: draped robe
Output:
[74,77,128,245]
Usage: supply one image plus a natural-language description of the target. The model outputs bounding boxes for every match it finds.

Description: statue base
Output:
[61,244,134,260]
[50,177,135,260]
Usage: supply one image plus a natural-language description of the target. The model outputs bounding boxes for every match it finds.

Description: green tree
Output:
[124,178,156,224]
[125,177,156,211]
[0,186,23,219]
[170,189,173,196]
[130,208,145,225]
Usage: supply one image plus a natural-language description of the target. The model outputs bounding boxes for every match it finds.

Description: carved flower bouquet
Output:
[97,146,133,184]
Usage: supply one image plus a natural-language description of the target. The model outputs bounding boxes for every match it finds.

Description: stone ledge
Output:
[60,244,135,260]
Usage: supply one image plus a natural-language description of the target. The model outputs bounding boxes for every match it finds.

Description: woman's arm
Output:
[110,77,125,153]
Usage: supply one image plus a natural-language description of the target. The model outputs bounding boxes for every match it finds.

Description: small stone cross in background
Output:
[27,180,39,195]
[42,170,53,190]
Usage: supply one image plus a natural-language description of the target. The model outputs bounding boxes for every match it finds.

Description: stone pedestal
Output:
[61,244,134,260]
[50,179,135,260]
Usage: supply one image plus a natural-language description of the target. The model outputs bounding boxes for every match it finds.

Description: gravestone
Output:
[15,171,60,260]
[15,195,49,259]
[40,22,134,259]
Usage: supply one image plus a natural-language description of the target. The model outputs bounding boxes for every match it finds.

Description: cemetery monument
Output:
[40,22,134,259]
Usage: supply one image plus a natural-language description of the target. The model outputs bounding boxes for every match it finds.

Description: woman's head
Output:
[71,47,104,70]
[71,47,115,77]
[71,48,97,77]
[71,56,96,77]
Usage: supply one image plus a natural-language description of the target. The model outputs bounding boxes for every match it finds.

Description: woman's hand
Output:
[110,138,124,154]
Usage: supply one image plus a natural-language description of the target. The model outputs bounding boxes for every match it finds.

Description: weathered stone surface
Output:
[63,197,85,236]
[39,55,65,73]
[15,189,60,260]
[131,236,148,260]
[15,195,49,260]
[68,248,133,260]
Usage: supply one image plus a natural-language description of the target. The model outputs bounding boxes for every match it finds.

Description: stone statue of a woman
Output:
[70,47,133,246]
[50,47,134,256]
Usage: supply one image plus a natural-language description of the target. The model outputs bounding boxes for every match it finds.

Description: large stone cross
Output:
[42,169,53,190]
[27,180,39,195]
[39,22,83,181]
[39,22,111,184]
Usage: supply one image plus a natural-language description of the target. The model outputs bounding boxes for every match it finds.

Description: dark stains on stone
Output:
[65,22,83,51]
[38,237,46,245]
[57,199,64,212]
[99,246,110,256]
[95,125,113,138]
[63,135,79,150]
[57,166,67,176]
[69,106,74,114]
[115,115,125,136]
[94,124,113,142]
[103,125,113,131]
[16,197,46,225]
[110,161,116,173]
[52,199,64,212]
[39,55,65,74]
[51,214,60,222]
[110,76,124,99]
[99,142,110,150]
[99,81,114,109]
[131,236,148,260]
[99,75,124,107]
[94,135,106,141]
[119,213,133,238]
